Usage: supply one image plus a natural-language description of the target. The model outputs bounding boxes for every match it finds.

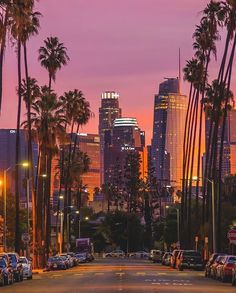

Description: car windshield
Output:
[228,257,236,263]
[8,254,17,264]
[0,259,6,268]
[19,258,28,264]
[49,257,62,262]
[76,254,86,257]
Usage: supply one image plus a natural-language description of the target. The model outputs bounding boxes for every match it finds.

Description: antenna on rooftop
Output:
[178,48,181,93]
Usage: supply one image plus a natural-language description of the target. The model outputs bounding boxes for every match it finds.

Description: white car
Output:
[105,250,125,258]
[19,257,32,280]
[59,254,74,268]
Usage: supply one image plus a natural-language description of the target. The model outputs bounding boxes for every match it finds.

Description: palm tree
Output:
[24,85,66,265]
[8,0,38,253]
[59,90,92,246]
[38,36,70,89]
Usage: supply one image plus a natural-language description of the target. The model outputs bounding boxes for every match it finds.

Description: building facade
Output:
[99,92,122,185]
[0,129,38,206]
[104,117,147,185]
[151,78,188,188]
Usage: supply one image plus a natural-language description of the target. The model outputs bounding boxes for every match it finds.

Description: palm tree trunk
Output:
[23,42,37,266]
[218,32,236,252]
[45,151,52,259]
[0,7,9,112]
[187,89,199,248]
[15,39,22,254]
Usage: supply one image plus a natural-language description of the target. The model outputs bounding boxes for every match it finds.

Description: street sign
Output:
[227,229,236,244]
[21,232,30,243]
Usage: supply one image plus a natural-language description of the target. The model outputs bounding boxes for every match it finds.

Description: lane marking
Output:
[136,272,146,276]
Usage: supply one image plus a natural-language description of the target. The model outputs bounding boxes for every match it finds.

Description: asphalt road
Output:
[0,258,235,293]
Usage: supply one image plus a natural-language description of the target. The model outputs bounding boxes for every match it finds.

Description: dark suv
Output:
[7,253,23,282]
[177,250,203,271]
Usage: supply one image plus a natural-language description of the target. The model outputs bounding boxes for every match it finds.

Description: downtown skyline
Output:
[0,0,230,144]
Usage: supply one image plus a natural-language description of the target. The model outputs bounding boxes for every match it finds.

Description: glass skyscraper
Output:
[151,78,188,188]
[99,91,122,185]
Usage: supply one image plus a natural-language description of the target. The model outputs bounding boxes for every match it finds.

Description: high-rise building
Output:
[0,129,38,205]
[77,133,100,201]
[99,92,122,185]
[205,109,234,178]
[151,78,188,188]
[104,117,146,184]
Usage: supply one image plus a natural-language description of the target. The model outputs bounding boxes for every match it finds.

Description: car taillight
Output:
[224,263,233,270]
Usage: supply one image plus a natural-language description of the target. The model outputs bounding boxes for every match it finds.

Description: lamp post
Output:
[206,178,216,254]
[192,176,216,253]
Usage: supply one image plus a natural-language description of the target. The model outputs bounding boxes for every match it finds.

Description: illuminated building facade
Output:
[99,92,122,185]
[204,109,236,178]
[0,129,38,206]
[151,78,188,188]
[104,117,146,184]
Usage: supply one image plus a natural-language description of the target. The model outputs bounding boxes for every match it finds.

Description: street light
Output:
[191,176,216,254]
[78,215,89,238]
[166,205,180,248]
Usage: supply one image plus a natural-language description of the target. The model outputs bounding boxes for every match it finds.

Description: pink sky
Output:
[1,0,233,144]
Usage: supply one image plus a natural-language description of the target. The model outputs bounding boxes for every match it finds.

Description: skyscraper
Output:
[104,117,146,184]
[151,78,188,188]
[99,91,122,185]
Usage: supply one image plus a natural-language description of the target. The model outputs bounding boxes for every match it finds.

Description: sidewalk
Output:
[32,269,45,274]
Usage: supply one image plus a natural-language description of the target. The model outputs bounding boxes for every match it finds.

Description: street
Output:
[0,258,234,293]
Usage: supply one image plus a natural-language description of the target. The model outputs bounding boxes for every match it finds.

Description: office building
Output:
[104,117,147,185]
[99,91,122,185]
[151,78,188,188]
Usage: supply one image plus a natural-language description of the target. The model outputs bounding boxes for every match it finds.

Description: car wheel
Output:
[232,275,236,286]
[221,274,226,283]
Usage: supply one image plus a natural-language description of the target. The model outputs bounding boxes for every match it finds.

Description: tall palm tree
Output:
[59,90,92,246]
[38,36,70,89]
[8,0,37,253]
[24,85,66,265]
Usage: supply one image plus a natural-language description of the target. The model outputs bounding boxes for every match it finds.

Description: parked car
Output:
[86,252,94,262]
[129,251,149,259]
[58,254,74,268]
[7,253,23,282]
[19,257,32,280]
[210,255,227,279]
[232,260,236,286]
[105,250,125,258]
[46,256,67,271]
[0,257,14,286]
[67,253,77,267]
[170,250,181,268]
[0,253,10,265]
[75,253,87,264]
[205,253,225,278]
[176,250,203,271]
[162,252,172,266]
[152,250,163,263]
[149,250,160,261]
[216,255,236,282]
